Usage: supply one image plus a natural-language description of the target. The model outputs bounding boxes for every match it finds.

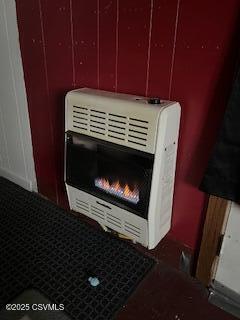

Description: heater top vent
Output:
[65,88,172,154]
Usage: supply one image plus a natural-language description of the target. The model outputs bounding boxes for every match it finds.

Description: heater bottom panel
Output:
[66,184,148,247]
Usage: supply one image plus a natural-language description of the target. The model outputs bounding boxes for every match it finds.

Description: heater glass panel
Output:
[66,131,154,218]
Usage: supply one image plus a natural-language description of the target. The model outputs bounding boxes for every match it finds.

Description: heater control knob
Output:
[148,97,161,104]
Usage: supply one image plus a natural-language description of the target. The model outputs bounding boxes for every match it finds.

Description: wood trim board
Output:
[196,195,230,286]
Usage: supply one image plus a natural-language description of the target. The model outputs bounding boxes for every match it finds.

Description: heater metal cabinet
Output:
[65,88,181,249]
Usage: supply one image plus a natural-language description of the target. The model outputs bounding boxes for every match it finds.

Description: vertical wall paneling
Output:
[99,0,117,91]
[16,0,57,200]
[168,0,180,99]
[169,0,239,247]
[115,0,119,91]
[69,0,76,88]
[15,0,240,249]
[72,0,98,88]
[117,0,151,95]
[147,0,179,98]
[145,0,153,97]
[0,0,37,191]
[40,0,73,206]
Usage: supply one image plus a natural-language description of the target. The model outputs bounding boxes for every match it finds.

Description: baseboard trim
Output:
[0,167,33,191]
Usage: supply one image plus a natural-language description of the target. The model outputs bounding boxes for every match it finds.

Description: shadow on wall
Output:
[50,88,73,209]
[187,14,240,189]
[186,12,240,254]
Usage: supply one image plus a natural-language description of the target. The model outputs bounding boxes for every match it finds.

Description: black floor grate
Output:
[0,177,155,320]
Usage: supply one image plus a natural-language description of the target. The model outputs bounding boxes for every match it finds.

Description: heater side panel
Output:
[148,103,181,249]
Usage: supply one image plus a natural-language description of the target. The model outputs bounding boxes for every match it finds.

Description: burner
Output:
[94,177,139,204]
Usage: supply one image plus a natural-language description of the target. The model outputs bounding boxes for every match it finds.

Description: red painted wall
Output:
[16,0,240,249]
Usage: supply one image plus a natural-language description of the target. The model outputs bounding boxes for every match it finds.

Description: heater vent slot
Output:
[70,106,151,151]
[90,124,105,131]
[106,213,121,228]
[108,134,125,141]
[90,119,105,126]
[124,222,141,238]
[90,205,105,220]
[128,134,147,141]
[109,113,127,119]
[73,125,88,131]
[108,130,125,136]
[127,119,149,148]
[73,120,88,126]
[127,139,147,147]
[76,199,89,214]
[129,129,147,136]
[89,109,107,135]
[129,117,148,124]
[90,114,105,120]
[73,111,88,116]
[109,118,126,125]
[90,109,106,115]
[73,105,88,111]
[109,124,125,131]
[90,129,105,135]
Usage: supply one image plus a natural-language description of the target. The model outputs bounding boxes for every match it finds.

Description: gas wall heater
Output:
[65,88,181,249]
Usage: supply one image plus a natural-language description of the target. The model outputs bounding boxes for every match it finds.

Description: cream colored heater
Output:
[65,88,181,249]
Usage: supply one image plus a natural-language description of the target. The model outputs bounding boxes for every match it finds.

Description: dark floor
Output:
[74,211,236,320]
[1,180,236,320]
[117,259,236,320]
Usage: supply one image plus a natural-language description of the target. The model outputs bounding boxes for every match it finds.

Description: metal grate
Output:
[71,105,149,148]
[0,177,155,320]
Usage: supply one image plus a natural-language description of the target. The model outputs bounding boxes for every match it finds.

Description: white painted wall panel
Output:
[0,0,37,191]
[215,202,240,295]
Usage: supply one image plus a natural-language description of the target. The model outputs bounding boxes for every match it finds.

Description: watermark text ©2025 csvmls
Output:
[6,303,64,311]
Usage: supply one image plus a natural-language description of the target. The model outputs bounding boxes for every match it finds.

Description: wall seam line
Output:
[168,0,180,99]
[69,0,76,88]
[38,0,59,203]
[97,0,100,88]
[145,0,154,97]
[115,0,119,92]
